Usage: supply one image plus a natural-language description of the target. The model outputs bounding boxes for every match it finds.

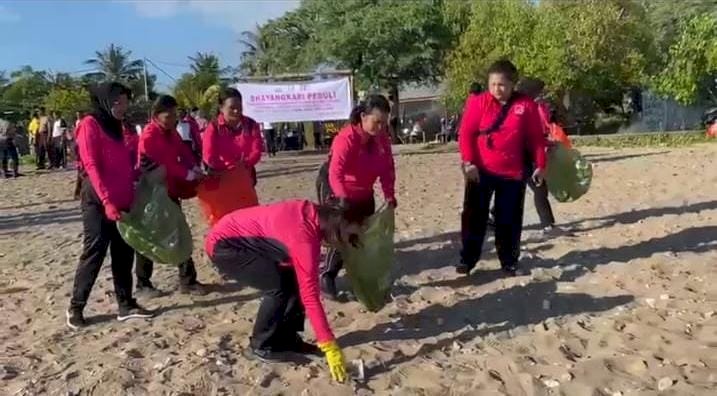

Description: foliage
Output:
[241,7,320,76]
[655,15,717,105]
[43,86,91,117]
[83,43,157,101]
[248,0,451,92]
[0,66,50,115]
[84,43,144,82]
[174,52,227,116]
[442,0,655,113]
[645,0,717,51]
[572,131,713,148]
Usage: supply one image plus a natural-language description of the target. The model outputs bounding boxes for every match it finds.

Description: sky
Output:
[0,0,299,91]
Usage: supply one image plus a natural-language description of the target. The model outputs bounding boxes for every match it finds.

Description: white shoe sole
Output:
[117,312,155,321]
[65,310,80,330]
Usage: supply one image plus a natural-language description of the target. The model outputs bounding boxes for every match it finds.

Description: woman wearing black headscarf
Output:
[66,82,154,330]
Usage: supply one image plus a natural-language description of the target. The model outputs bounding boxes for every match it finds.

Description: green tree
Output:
[1,66,50,115]
[174,53,228,115]
[238,26,269,76]
[44,86,91,117]
[84,43,144,81]
[655,15,717,105]
[646,0,717,51]
[245,8,318,76]
[443,0,654,122]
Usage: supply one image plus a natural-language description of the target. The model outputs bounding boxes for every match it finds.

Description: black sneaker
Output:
[117,303,155,321]
[502,265,525,277]
[455,261,474,275]
[249,348,292,363]
[320,274,338,300]
[66,309,87,330]
[136,284,165,299]
[284,339,321,356]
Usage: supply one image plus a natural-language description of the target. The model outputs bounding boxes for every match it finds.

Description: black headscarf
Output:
[89,82,132,140]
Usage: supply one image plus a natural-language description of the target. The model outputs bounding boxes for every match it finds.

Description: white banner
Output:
[234,77,353,123]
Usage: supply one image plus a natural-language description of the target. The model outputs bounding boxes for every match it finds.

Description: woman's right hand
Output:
[462,162,479,183]
[318,340,347,383]
[104,203,123,221]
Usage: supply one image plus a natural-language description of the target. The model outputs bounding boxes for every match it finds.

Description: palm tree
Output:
[84,44,143,82]
[238,26,270,76]
[188,52,221,75]
[43,71,75,88]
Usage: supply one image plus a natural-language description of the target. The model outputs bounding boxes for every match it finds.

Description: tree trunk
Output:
[388,83,400,144]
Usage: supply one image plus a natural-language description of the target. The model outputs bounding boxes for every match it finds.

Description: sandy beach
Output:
[1,143,716,395]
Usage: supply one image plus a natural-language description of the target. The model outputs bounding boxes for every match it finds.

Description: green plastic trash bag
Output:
[118,168,193,265]
[545,143,593,202]
[340,205,395,312]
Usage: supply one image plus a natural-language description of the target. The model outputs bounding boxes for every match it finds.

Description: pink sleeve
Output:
[379,134,396,201]
[328,132,352,198]
[526,102,547,170]
[77,120,112,206]
[292,240,335,343]
[244,121,263,167]
[202,122,222,169]
[458,96,482,164]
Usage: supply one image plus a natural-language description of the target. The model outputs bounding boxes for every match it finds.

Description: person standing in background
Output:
[50,112,68,169]
[262,121,277,157]
[1,119,20,178]
[178,108,202,160]
[191,107,208,131]
[28,111,39,156]
[36,107,51,170]
[457,60,546,277]
[66,82,154,330]
[202,88,263,187]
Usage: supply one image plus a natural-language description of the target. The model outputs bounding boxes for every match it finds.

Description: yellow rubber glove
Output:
[318,340,347,383]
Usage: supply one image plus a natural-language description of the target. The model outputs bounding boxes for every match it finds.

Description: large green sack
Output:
[545,143,593,202]
[118,168,193,265]
[340,206,395,312]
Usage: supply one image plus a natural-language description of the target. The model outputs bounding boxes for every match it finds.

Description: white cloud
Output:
[0,5,21,23]
[127,0,299,32]
[131,0,182,18]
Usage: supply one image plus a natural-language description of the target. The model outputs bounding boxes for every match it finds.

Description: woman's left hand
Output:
[532,168,546,186]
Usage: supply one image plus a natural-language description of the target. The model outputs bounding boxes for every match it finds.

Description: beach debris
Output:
[352,359,366,382]
[657,377,674,391]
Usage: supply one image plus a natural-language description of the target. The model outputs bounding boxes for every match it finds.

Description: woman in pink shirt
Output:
[201,88,263,186]
[317,94,396,299]
[67,82,154,330]
[205,200,362,382]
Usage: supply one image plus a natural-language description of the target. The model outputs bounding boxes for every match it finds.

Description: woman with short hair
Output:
[457,60,547,276]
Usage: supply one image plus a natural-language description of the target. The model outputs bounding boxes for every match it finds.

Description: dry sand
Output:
[1,143,716,395]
